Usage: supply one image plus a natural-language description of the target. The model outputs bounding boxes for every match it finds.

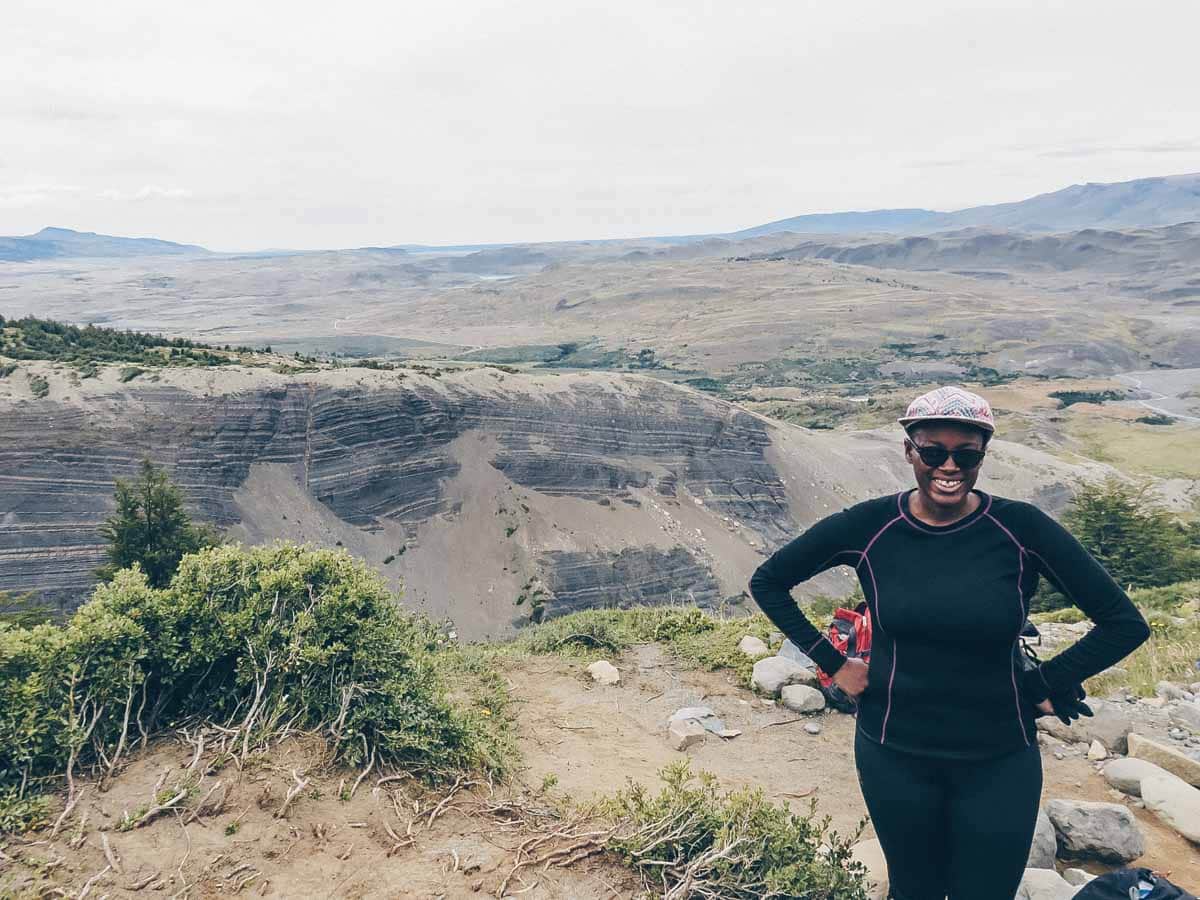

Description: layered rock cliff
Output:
[0,364,1105,638]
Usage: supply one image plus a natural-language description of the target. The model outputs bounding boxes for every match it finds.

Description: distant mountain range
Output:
[4,173,1200,260]
[0,227,210,262]
[734,173,1200,237]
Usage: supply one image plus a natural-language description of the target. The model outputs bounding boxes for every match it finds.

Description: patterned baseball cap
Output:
[898,386,995,434]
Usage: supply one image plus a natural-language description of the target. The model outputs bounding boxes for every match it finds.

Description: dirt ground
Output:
[2,646,1197,898]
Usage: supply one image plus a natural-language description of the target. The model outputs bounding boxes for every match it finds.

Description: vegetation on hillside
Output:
[97,459,220,587]
[0,315,231,368]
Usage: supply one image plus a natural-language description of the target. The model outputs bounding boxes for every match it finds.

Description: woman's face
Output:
[904,422,987,510]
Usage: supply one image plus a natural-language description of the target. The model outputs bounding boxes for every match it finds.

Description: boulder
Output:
[1102,757,1186,797]
[778,638,817,668]
[738,635,770,660]
[751,656,817,697]
[1142,774,1200,844]
[1062,868,1096,887]
[1016,868,1077,900]
[586,660,620,685]
[1157,680,1190,701]
[1044,799,1144,863]
[669,718,706,751]
[1168,700,1200,734]
[1127,733,1200,788]
[1087,740,1107,761]
[669,706,728,736]
[849,838,888,900]
[1026,811,1057,869]
[1036,698,1133,753]
[780,684,826,714]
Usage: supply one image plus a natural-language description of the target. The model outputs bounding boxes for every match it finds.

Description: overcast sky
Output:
[3,0,1199,251]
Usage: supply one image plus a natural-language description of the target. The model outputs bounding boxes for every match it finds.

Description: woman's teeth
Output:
[934,478,962,491]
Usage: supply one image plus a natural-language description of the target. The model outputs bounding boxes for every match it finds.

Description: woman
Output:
[748,385,1151,900]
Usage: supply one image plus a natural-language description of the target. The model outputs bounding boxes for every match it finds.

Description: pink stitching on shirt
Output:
[985,512,1033,746]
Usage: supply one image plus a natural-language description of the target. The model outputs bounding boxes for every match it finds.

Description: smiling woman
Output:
[748,384,1151,900]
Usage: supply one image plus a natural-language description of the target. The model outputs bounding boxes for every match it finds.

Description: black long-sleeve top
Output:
[749,490,1151,759]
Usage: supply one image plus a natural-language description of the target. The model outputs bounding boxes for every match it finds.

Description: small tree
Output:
[97,460,219,587]
[1035,479,1199,610]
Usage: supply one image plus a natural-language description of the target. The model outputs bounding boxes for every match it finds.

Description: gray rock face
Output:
[1142,774,1200,844]
[1102,757,1186,797]
[751,656,818,697]
[1044,799,1145,863]
[1016,868,1077,900]
[0,376,795,612]
[1036,698,1133,753]
[780,684,826,713]
[538,547,721,617]
[1026,811,1057,869]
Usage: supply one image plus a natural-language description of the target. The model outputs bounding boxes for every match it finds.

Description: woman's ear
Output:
[903,438,915,463]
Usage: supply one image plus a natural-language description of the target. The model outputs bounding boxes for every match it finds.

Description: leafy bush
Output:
[0,543,510,831]
[1048,389,1125,409]
[0,315,229,368]
[117,366,144,383]
[1034,479,1199,611]
[28,374,49,399]
[601,760,868,899]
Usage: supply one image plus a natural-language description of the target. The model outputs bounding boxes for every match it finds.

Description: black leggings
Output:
[854,729,1043,900]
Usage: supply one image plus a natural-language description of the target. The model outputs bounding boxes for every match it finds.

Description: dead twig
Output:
[275,770,310,819]
[100,832,123,874]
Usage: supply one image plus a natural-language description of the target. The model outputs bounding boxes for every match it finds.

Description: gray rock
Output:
[1087,740,1107,761]
[1036,698,1133,753]
[669,718,707,751]
[751,656,818,697]
[1026,811,1057,869]
[778,638,817,668]
[669,706,727,735]
[780,684,826,714]
[586,660,620,684]
[804,722,822,735]
[1142,774,1200,844]
[670,705,717,723]
[1157,680,1190,701]
[738,635,770,660]
[1128,733,1200,787]
[1044,799,1145,863]
[1168,700,1200,733]
[1102,757,1187,797]
[1062,868,1096,886]
[1016,868,1077,900]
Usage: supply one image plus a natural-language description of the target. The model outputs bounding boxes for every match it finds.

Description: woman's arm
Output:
[1020,505,1152,702]
[748,509,863,677]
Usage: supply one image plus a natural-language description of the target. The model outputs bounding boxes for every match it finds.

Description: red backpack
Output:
[817,601,872,711]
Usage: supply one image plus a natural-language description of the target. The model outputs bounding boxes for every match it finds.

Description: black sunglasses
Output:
[908,441,986,470]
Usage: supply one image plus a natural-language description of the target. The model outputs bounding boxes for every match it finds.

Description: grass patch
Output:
[506,605,802,685]
[1068,418,1200,480]
[1087,618,1200,698]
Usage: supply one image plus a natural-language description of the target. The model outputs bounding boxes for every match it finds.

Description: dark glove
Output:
[1045,682,1093,727]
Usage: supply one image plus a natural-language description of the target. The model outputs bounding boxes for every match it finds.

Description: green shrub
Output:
[0,363,17,378]
[0,543,511,832]
[1128,580,1200,613]
[118,367,144,383]
[601,761,868,899]
[28,374,49,399]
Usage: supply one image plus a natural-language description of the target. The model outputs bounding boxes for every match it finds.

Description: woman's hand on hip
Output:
[833,658,869,697]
